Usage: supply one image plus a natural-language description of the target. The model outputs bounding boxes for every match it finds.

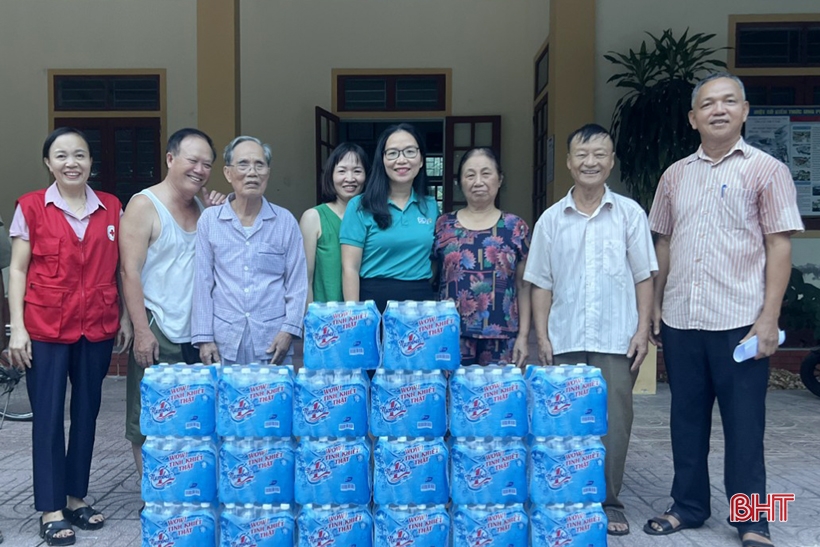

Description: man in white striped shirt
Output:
[645,73,803,547]
[525,123,658,536]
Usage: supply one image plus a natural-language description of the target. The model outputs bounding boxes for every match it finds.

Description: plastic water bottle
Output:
[294,437,371,505]
[530,503,607,547]
[141,502,216,547]
[142,436,218,504]
[141,364,217,437]
[303,300,381,370]
[373,436,449,506]
[219,503,294,547]
[293,369,370,437]
[219,437,295,504]
[449,365,528,437]
[374,504,450,547]
[382,301,460,371]
[370,370,447,437]
[297,504,373,547]
[529,436,605,505]
[451,504,528,547]
[527,365,607,437]
[217,364,293,437]
[450,437,527,505]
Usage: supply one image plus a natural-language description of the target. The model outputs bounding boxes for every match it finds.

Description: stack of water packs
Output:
[298,301,377,546]
[218,364,296,547]
[527,364,609,547]
[449,365,528,546]
[140,364,219,547]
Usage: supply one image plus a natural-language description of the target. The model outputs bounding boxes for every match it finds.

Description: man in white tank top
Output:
[119,128,226,477]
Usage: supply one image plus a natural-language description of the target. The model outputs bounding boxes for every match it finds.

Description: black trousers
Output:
[661,323,769,535]
[359,277,436,314]
[27,337,114,511]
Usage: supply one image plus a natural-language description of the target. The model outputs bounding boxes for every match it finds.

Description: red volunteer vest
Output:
[18,189,121,343]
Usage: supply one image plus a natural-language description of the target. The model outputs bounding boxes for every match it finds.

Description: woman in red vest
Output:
[7,127,132,546]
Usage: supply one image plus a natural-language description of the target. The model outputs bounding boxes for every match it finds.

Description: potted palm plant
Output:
[605,29,728,209]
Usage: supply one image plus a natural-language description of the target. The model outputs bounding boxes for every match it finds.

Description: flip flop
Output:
[605,507,630,536]
[39,517,76,546]
[643,510,702,536]
[740,530,775,547]
[64,506,105,531]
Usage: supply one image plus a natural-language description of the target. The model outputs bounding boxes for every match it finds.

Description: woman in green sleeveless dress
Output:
[300,143,370,303]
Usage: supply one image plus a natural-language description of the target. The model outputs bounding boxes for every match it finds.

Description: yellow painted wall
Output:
[0,0,199,224]
[238,0,550,224]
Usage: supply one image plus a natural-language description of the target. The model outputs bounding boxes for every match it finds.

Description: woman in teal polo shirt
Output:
[340,123,438,312]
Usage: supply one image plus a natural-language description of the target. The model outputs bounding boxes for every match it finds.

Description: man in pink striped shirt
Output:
[645,73,803,547]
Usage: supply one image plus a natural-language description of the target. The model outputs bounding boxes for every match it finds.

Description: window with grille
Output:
[337,74,446,112]
[54,75,160,111]
[736,22,820,68]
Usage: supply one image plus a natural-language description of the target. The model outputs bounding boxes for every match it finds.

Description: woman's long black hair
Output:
[359,123,430,229]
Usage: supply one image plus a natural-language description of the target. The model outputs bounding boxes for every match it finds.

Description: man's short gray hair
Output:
[223,136,272,166]
[691,72,746,109]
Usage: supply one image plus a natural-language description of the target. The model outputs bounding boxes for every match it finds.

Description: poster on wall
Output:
[746,107,820,217]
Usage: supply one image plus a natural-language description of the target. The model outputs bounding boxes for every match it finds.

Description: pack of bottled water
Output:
[295,437,371,505]
[374,504,450,547]
[450,437,527,505]
[303,300,381,370]
[529,436,606,504]
[220,503,295,547]
[297,504,373,547]
[293,369,370,437]
[382,300,460,371]
[373,436,449,506]
[370,370,447,437]
[451,504,528,547]
[217,364,292,437]
[140,363,217,437]
[530,502,607,547]
[219,437,295,504]
[142,436,218,504]
[526,364,607,437]
[141,502,217,547]
[449,365,528,437]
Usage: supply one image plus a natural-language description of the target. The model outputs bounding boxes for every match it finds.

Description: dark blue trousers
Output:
[661,323,769,535]
[27,337,113,512]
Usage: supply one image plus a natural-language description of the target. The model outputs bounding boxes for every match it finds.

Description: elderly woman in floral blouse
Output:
[433,147,531,366]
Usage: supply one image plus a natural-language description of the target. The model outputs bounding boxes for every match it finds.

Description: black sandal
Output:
[643,510,703,536]
[39,517,76,546]
[740,530,774,547]
[605,507,630,536]
[64,506,105,531]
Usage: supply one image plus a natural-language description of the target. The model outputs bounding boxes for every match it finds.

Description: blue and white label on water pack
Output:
[529,436,606,505]
[220,504,294,547]
[140,364,217,437]
[530,503,607,547]
[374,505,450,547]
[370,370,447,437]
[142,437,218,504]
[297,505,373,547]
[295,438,371,505]
[450,437,527,505]
[303,300,381,370]
[219,438,295,505]
[142,503,216,547]
[217,364,293,437]
[373,437,449,506]
[382,301,460,371]
[449,365,528,437]
[527,364,608,437]
[451,504,528,547]
[293,369,370,437]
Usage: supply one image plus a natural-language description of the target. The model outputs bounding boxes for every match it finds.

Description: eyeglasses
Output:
[229,161,270,174]
[383,147,420,161]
